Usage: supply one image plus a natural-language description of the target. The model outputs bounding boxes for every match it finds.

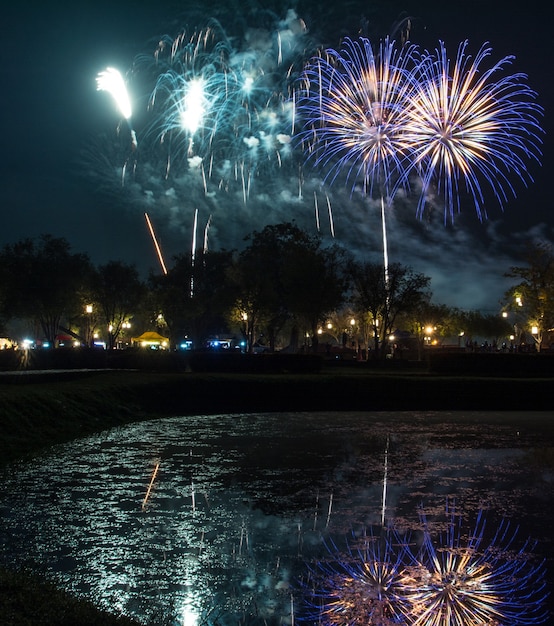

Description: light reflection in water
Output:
[0,411,552,624]
[180,600,199,626]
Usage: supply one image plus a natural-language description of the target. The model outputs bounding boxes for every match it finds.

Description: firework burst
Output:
[294,35,543,241]
[405,40,544,222]
[295,36,418,197]
[295,36,420,280]
[135,19,299,193]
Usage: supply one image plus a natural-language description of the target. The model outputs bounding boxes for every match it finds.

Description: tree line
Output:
[0,225,552,356]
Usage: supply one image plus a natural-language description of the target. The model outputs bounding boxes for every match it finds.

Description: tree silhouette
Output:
[91,261,146,349]
[0,235,92,344]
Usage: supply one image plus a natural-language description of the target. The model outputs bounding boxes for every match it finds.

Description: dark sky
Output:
[1,0,551,311]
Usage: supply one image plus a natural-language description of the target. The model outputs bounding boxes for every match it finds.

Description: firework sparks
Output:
[405,40,544,222]
[144,212,168,275]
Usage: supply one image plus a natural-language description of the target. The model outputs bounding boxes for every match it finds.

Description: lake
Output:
[0,410,552,624]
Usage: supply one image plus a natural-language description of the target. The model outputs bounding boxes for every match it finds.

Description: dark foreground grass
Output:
[0,567,142,626]
[1,363,553,624]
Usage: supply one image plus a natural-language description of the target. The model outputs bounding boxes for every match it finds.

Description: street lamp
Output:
[424,326,434,346]
[85,304,93,347]
[120,321,131,349]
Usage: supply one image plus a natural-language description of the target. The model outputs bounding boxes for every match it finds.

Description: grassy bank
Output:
[1,363,553,624]
[1,365,553,465]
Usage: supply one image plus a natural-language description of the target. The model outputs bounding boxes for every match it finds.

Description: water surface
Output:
[0,411,552,624]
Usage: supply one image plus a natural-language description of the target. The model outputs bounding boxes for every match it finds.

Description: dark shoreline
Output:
[1,364,553,466]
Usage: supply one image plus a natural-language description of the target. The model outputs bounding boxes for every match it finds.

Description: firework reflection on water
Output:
[301,504,549,625]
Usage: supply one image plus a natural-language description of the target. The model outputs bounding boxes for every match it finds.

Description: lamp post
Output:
[121,321,131,349]
[424,326,434,346]
[349,317,357,353]
[85,304,93,347]
[531,325,540,352]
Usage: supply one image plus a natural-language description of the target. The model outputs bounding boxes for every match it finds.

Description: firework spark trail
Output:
[313,191,320,232]
[326,194,335,238]
[144,212,168,275]
[190,208,198,297]
[381,435,389,527]
[203,214,212,253]
[97,66,139,185]
[404,40,544,223]
[325,492,333,529]
[313,490,320,531]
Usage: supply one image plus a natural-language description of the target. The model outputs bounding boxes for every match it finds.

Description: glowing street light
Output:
[85,304,94,347]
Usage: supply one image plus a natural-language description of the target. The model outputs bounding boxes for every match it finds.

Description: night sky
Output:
[1,0,551,311]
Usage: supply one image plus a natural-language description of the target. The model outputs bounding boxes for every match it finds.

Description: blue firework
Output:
[293,37,543,224]
[295,36,419,201]
[405,40,544,222]
[139,20,296,185]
